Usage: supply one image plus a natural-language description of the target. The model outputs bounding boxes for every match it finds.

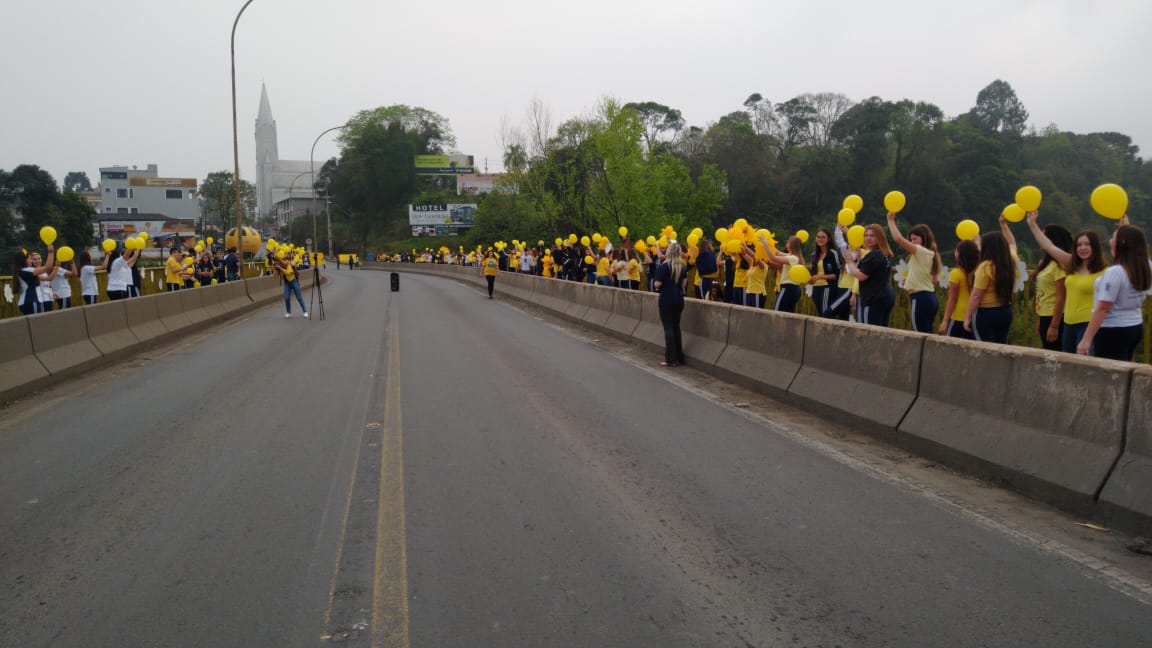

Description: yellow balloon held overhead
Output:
[843,194,864,213]
[592,233,602,243]
[554,238,563,247]
[956,219,980,241]
[715,228,729,243]
[1090,183,1128,220]
[646,235,657,246]
[102,239,117,253]
[837,208,856,227]
[57,246,75,262]
[618,226,628,238]
[725,239,742,255]
[686,234,700,247]
[206,236,214,246]
[884,191,907,214]
[1015,186,1042,212]
[635,240,648,253]
[795,229,810,244]
[789,265,812,284]
[584,255,594,265]
[733,218,749,230]
[138,231,149,241]
[581,236,591,247]
[40,226,57,245]
[847,225,865,249]
[1002,204,1026,223]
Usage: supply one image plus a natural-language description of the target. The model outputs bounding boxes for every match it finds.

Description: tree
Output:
[199,171,256,236]
[55,190,96,250]
[970,79,1029,136]
[63,171,92,192]
[623,101,685,152]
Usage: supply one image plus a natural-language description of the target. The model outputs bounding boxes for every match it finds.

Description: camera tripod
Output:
[309,263,325,320]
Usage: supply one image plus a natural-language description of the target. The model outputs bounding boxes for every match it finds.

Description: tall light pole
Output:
[230,0,255,277]
[311,125,344,259]
[285,171,310,236]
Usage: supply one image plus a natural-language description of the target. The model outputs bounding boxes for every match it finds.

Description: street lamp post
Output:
[230,0,255,277]
[311,125,344,260]
[285,171,310,236]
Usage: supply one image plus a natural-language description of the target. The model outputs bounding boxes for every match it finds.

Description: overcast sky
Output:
[3,0,1149,190]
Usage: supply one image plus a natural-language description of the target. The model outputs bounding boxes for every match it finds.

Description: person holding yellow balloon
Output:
[105,241,141,300]
[886,214,942,333]
[1076,220,1151,360]
[1025,211,1105,353]
[271,249,309,318]
[807,229,843,317]
[765,236,805,313]
[738,240,769,308]
[50,250,78,309]
[78,250,110,305]
[12,244,56,315]
[843,224,895,326]
[1028,224,1073,351]
[963,218,1019,343]
[694,238,718,299]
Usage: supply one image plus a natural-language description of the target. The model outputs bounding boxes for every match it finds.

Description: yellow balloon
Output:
[102,239,117,252]
[635,240,648,253]
[124,237,138,251]
[1090,183,1128,220]
[686,234,700,247]
[618,226,628,238]
[956,219,980,241]
[847,225,865,249]
[658,236,669,247]
[584,255,594,264]
[195,243,204,253]
[592,233,602,243]
[1002,204,1026,223]
[267,239,278,250]
[646,235,657,245]
[581,236,591,247]
[554,238,563,247]
[568,233,577,244]
[138,231,149,240]
[206,237,214,245]
[598,238,608,249]
[691,227,704,239]
[837,208,856,227]
[40,226,57,245]
[843,195,864,213]
[725,239,742,255]
[733,218,749,230]
[57,246,75,262]
[1015,186,1042,212]
[789,265,812,284]
[884,191,907,213]
[715,228,729,243]
[795,229,810,244]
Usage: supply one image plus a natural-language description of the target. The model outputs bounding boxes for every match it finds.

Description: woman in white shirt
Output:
[51,260,77,309]
[78,251,110,305]
[887,213,941,333]
[105,244,141,300]
[1078,221,1151,360]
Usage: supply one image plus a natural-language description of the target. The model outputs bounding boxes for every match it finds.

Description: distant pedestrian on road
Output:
[653,242,689,367]
[482,249,498,298]
[272,251,309,318]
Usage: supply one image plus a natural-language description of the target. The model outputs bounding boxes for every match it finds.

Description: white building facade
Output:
[98,164,199,220]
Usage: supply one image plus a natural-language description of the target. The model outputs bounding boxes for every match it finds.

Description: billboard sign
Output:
[414,154,475,174]
[409,204,476,235]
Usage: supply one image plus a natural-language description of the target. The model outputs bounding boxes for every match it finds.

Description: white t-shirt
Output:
[520,254,533,272]
[107,257,132,291]
[37,273,54,303]
[51,267,72,299]
[80,265,98,296]
[1095,263,1152,328]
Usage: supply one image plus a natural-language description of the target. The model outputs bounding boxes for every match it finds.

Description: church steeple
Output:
[255,83,279,218]
[256,83,275,128]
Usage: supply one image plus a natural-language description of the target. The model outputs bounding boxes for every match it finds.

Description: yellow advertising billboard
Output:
[414,154,474,174]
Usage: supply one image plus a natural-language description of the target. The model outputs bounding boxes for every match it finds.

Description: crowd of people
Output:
[11,244,244,315]
[436,212,1151,364]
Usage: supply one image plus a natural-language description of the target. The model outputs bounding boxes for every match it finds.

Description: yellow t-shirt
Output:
[745,263,768,295]
[903,245,937,293]
[778,254,801,286]
[627,258,641,282]
[596,257,610,277]
[542,256,554,278]
[483,258,498,276]
[973,258,1015,307]
[1063,270,1104,324]
[948,268,971,322]
[280,262,296,283]
[733,259,748,288]
[165,256,184,285]
[1034,262,1067,317]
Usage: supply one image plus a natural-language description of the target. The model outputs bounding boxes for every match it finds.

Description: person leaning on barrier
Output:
[224,247,240,282]
[165,247,185,292]
[106,243,140,301]
[653,242,689,367]
[1078,217,1151,360]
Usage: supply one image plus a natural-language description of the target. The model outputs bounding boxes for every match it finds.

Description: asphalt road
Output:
[2,268,1150,647]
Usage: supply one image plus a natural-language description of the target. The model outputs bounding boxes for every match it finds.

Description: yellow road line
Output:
[373,319,410,647]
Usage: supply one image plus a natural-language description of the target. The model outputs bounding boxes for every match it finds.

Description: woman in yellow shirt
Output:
[626,250,642,290]
[595,253,612,286]
[1029,224,1072,351]
[542,251,555,278]
[764,236,804,312]
[481,249,498,298]
[739,242,769,308]
[938,240,979,339]
[1025,212,1105,353]
[964,217,1018,343]
[887,214,941,333]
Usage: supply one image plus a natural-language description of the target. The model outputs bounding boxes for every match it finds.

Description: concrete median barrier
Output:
[562,281,594,321]
[634,293,666,351]
[603,288,644,339]
[582,285,614,330]
[532,278,571,317]
[246,275,282,304]
[788,319,923,432]
[1098,366,1152,533]
[178,287,213,327]
[124,294,169,343]
[82,300,140,357]
[219,281,252,312]
[900,337,1130,512]
[677,301,732,368]
[714,306,804,396]
[27,307,103,374]
[199,284,227,318]
[156,291,195,334]
[0,317,51,402]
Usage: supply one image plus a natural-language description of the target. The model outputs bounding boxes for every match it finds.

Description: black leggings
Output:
[973,306,1012,344]
[485,275,495,297]
[774,284,801,313]
[1093,324,1143,361]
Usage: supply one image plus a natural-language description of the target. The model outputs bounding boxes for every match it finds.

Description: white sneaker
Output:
[303,312,310,319]
[284,313,291,318]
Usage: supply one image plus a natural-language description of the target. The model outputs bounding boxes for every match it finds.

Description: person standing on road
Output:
[482,249,498,299]
[272,251,309,318]
[653,242,689,367]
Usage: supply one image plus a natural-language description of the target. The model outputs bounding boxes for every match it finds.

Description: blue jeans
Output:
[284,278,306,313]
[974,306,1013,344]
[1063,322,1088,353]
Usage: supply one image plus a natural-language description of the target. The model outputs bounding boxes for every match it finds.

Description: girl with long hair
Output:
[78,250,109,305]
[809,228,842,318]
[12,244,56,315]
[481,249,499,298]
[1078,220,1151,360]
[844,224,895,326]
[964,218,1018,343]
[695,238,718,299]
[1026,212,1106,352]
[653,242,688,366]
[739,241,769,309]
[105,244,140,301]
[938,240,980,339]
[766,235,805,313]
[1030,224,1073,351]
[887,214,941,333]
